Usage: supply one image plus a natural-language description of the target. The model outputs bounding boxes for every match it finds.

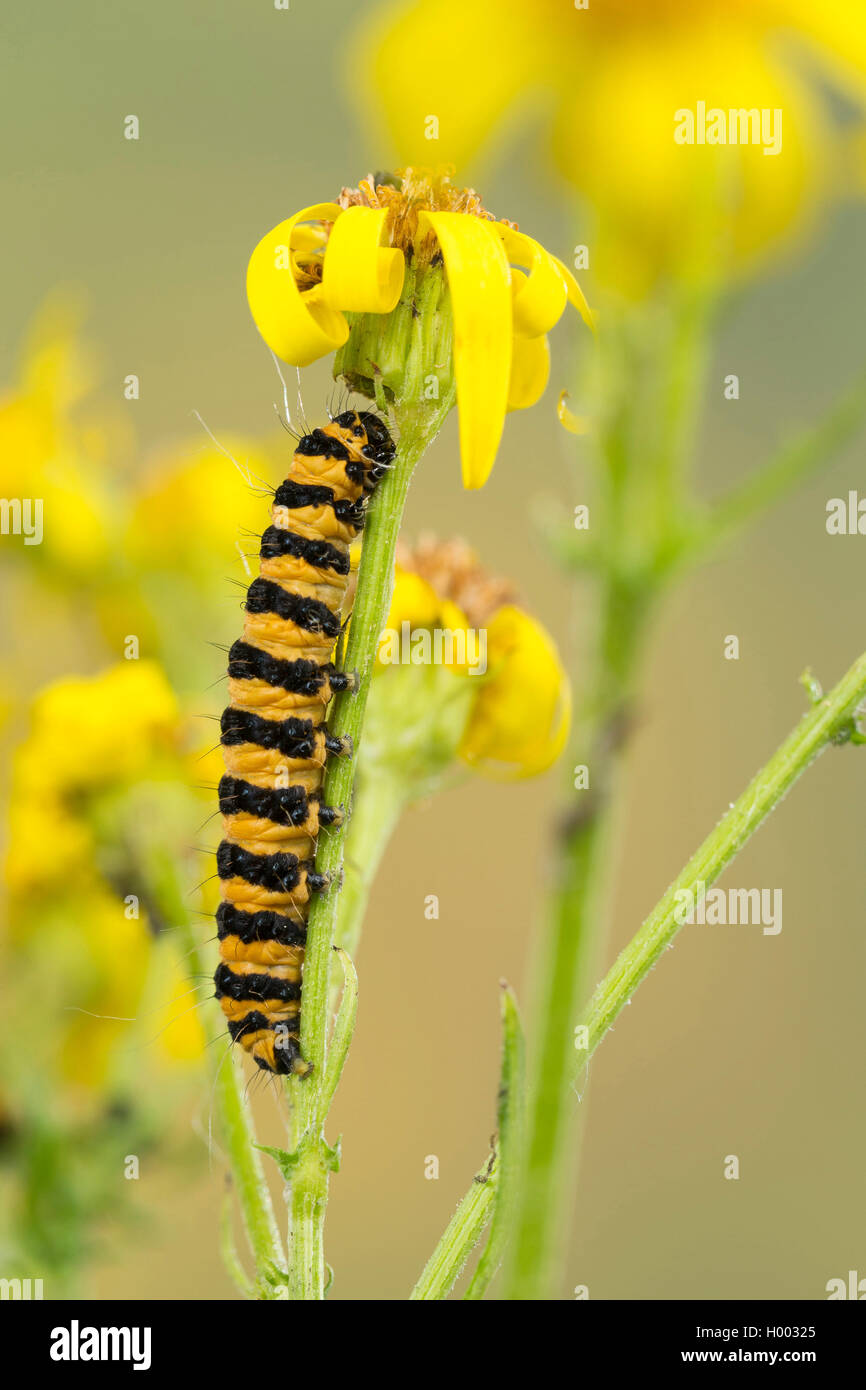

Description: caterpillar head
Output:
[333,409,396,491]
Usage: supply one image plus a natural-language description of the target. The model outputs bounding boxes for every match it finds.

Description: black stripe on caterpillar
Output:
[244,577,344,638]
[259,526,352,575]
[226,640,357,697]
[219,707,349,759]
[217,774,344,829]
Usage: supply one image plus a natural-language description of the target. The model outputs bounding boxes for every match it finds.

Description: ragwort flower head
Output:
[246,168,592,488]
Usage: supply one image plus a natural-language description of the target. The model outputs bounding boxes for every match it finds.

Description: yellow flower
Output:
[376,539,570,779]
[5,662,183,899]
[356,1,866,294]
[150,955,207,1065]
[379,568,462,650]
[11,661,181,801]
[2,663,206,1100]
[0,299,121,579]
[20,884,204,1097]
[459,603,571,779]
[126,435,277,584]
[246,170,592,488]
[5,794,93,896]
[56,885,153,1094]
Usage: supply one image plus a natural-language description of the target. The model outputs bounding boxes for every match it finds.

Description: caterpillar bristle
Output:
[213,407,395,1074]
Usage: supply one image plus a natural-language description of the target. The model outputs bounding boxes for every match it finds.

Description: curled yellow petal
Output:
[460,604,571,779]
[552,255,597,336]
[320,206,405,314]
[498,227,568,338]
[507,325,550,411]
[557,390,590,436]
[246,203,349,366]
[418,210,512,490]
[290,225,328,255]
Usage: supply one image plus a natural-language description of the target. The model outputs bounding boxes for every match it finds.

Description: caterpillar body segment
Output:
[215,410,395,1075]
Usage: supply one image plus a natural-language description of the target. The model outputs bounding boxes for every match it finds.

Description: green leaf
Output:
[256,1144,301,1182]
[257,1132,341,1182]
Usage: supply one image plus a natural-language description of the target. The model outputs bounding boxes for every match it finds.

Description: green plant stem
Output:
[220,1183,258,1299]
[575,648,866,1066]
[288,1184,323,1301]
[284,440,421,1300]
[410,1147,499,1301]
[505,574,649,1300]
[505,311,866,1300]
[506,648,865,1299]
[285,383,453,1297]
[464,986,526,1300]
[506,305,684,1299]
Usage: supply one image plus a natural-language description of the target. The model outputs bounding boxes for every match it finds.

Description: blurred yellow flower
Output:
[246,170,592,487]
[11,660,181,802]
[126,436,277,584]
[0,300,121,580]
[357,1,866,294]
[56,884,152,1093]
[5,794,92,896]
[6,662,184,909]
[459,603,571,779]
[12,882,204,1098]
[378,568,469,665]
[2,662,206,1100]
[379,539,570,779]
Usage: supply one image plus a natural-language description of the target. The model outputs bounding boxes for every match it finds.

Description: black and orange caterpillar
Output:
[214,409,396,1074]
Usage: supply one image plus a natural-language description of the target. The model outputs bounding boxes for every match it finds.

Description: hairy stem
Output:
[508,649,865,1297]
[576,648,866,1065]
[288,1182,325,1301]
[465,986,526,1300]
[505,305,866,1300]
[410,1147,499,1301]
[285,366,453,1294]
[505,571,649,1298]
[506,305,676,1298]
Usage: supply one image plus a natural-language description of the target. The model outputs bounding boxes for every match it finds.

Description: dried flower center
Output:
[397,534,520,629]
[338,167,516,268]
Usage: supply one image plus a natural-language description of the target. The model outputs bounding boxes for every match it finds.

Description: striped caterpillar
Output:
[214,409,396,1075]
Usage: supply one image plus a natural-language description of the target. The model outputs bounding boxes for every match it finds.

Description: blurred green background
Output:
[2,0,864,1299]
